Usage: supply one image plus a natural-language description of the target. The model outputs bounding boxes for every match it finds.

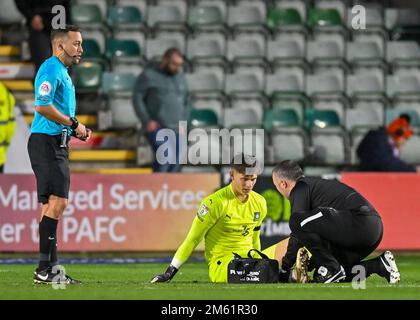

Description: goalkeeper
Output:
[151,154,289,283]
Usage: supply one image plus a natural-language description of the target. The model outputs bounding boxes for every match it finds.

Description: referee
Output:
[272,160,400,284]
[28,25,91,284]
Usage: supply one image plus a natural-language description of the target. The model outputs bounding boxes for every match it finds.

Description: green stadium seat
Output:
[264,109,299,131]
[106,5,143,28]
[304,109,340,129]
[188,108,219,129]
[272,99,305,125]
[188,6,224,26]
[307,8,342,28]
[73,62,103,93]
[105,38,141,59]
[82,38,102,59]
[101,72,136,96]
[81,38,109,68]
[71,4,103,25]
[266,8,302,29]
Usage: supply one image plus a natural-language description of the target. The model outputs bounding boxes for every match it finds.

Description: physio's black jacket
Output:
[289,176,377,214]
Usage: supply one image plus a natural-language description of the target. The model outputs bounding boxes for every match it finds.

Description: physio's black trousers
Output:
[288,207,383,279]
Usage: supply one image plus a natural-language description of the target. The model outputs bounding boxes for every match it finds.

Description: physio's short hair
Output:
[50,24,80,43]
[231,153,262,175]
[272,160,303,181]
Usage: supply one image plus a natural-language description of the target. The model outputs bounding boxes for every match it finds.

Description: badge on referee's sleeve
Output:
[197,203,210,222]
[38,81,52,96]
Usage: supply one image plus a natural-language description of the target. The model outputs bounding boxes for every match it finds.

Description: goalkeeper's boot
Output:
[312,265,346,283]
[292,247,311,283]
[378,251,400,284]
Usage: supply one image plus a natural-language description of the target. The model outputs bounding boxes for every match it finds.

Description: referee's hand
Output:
[77,128,92,142]
[74,122,87,138]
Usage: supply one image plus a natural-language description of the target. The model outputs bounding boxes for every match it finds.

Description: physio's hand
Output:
[150,265,178,283]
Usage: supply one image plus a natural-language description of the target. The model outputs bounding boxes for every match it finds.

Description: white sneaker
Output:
[379,251,400,284]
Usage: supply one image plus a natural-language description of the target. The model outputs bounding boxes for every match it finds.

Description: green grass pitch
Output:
[0,254,419,300]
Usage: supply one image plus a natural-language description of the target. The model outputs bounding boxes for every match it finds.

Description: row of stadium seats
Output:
[184,107,420,166]
[4,0,420,171]
[70,0,420,34]
[187,106,420,131]
[74,61,420,102]
[91,104,420,167]
[81,34,420,69]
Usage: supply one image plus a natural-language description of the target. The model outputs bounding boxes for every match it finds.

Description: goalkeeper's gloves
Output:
[150,265,178,283]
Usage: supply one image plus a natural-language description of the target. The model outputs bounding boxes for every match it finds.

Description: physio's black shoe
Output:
[312,265,346,283]
[378,251,400,284]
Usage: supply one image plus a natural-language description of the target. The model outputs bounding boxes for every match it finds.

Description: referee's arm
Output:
[35,105,89,140]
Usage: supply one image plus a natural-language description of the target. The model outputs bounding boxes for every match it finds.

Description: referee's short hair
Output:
[272,160,304,181]
[50,24,81,42]
[230,153,262,175]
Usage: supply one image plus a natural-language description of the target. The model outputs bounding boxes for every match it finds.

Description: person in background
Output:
[133,48,190,172]
[0,81,16,173]
[356,113,417,172]
[15,0,71,73]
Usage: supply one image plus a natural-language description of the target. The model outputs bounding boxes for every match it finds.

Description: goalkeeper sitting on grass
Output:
[151,154,293,283]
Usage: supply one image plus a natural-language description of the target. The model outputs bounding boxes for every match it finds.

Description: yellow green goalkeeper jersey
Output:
[174,183,267,266]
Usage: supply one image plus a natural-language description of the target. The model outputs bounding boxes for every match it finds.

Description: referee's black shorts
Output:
[27,133,70,204]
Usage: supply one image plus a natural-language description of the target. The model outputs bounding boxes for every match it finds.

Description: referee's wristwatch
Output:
[69,116,79,130]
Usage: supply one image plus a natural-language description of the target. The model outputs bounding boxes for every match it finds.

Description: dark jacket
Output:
[15,0,71,33]
[132,61,190,131]
[356,128,416,172]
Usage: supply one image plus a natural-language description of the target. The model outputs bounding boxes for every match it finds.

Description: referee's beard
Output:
[58,51,81,67]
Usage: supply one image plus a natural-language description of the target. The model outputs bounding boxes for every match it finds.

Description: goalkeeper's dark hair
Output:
[230,153,262,175]
[272,160,304,181]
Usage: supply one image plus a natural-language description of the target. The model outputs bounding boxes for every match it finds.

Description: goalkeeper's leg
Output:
[262,237,289,261]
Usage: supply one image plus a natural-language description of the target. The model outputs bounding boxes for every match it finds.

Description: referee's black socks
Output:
[38,216,58,271]
[50,239,58,268]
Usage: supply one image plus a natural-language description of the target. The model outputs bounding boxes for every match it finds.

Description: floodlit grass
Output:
[0,254,419,300]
